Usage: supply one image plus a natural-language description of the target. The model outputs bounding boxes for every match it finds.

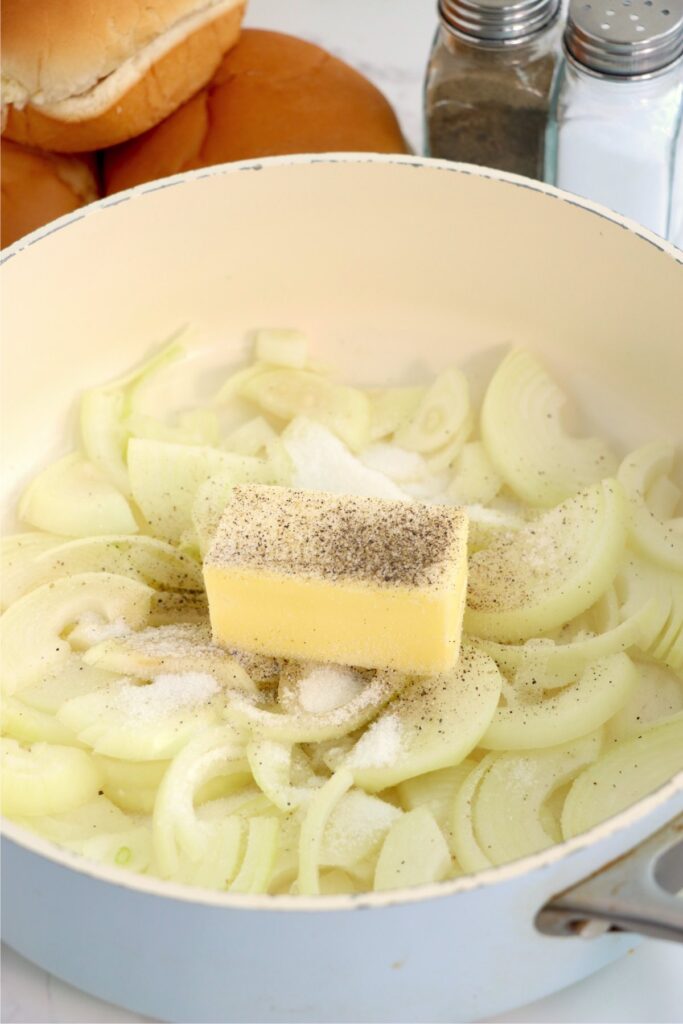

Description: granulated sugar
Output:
[73,613,131,645]
[121,624,221,659]
[229,648,284,683]
[298,665,365,714]
[227,671,399,736]
[506,759,540,789]
[346,715,402,769]
[115,672,219,722]
[321,790,402,864]
[467,495,587,612]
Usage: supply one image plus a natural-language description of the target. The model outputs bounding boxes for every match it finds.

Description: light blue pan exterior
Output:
[2,781,681,1023]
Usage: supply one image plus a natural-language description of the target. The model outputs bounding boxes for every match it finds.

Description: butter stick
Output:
[203,485,468,674]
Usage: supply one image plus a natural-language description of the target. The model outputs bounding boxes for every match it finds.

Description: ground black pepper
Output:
[425,20,560,179]
[206,484,467,589]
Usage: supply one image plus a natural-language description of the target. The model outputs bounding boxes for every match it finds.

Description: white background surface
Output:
[2,1,682,1021]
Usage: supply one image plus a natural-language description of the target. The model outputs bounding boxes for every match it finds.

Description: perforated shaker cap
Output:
[565,0,683,75]
[439,0,561,44]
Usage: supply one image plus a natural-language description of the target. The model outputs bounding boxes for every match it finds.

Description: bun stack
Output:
[1,5,408,246]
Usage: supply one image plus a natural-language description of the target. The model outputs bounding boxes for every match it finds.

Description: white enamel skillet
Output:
[1,155,682,1022]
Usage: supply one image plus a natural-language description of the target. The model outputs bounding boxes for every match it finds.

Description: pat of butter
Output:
[203,485,468,674]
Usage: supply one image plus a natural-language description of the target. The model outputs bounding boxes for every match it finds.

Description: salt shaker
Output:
[670,116,683,247]
[546,0,683,239]
[424,0,563,179]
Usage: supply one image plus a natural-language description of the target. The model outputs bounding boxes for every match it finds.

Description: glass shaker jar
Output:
[425,0,563,179]
[671,117,683,247]
[546,0,683,239]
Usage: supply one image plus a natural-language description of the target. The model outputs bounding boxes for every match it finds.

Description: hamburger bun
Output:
[1,140,99,247]
[104,29,409,193]
[2,0,245,152]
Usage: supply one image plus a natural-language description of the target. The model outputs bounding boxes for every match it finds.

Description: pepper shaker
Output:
[546,0,683,239]
[424,0,563,179]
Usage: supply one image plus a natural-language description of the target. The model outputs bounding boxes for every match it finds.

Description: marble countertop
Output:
[2,2,682,1022]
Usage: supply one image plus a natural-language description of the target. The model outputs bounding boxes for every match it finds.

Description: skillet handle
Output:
[536,815,683,943]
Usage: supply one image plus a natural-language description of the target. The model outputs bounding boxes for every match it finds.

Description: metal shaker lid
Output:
[565,0,683,75]
[439,0,561,44]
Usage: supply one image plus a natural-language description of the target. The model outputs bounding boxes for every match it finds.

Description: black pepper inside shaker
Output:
[425,0,562,179]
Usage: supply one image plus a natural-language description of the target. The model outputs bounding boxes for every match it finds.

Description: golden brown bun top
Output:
[104,29,409,192]
[1,140,99,247]
[2,0,228,105]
